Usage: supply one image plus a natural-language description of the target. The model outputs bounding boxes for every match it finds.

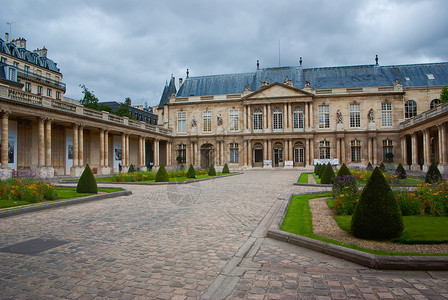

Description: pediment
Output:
[243,82,312,100]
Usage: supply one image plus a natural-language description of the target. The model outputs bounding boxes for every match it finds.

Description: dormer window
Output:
[405,76,410,81]
[427,74,435,80]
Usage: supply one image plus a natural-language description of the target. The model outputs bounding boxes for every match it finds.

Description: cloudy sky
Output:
[2,0,448,107]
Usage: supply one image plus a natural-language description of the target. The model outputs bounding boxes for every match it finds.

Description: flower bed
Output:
[110,167,214,183]
[0,178,57,203]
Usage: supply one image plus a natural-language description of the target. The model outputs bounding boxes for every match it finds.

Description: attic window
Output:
[427,74,435,80]
[405,77,410,81]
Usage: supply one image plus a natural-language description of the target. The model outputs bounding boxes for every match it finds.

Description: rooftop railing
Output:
[399,101,448,129]
[17,69,66,90]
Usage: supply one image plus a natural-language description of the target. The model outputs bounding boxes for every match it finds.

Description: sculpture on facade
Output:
[260,78,270,87]
[304,81,311,88]
[217,115,223,126]
[191,116,197,128]
[368,108,375,123]
[283,76,293,87]
[244,84,251,92]
[336,109,343,124]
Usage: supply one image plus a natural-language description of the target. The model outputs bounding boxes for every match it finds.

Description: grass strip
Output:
[297,173,310,183]
[95,173,228,183]
[281,194,448,256]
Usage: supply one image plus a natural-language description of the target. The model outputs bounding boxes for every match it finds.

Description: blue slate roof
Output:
[0,38,60,73]
[167,62,448,105]
[158,77,177,109]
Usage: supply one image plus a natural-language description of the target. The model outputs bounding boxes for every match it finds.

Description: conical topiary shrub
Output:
[425,161,442,183]
[321,163,335,184]
[155,164,170,182]
[77,163,98,194]
[314,163,319,174]
[208,164,216,176]
[318,163,326,178]
[337,163,352,177]
[222,163,230,174]
[351,167,404,240]
[394,163,407,179]
[128,164,135,173]
[187,164,196,178]
[379,162,386,172]
[367,162,373,171]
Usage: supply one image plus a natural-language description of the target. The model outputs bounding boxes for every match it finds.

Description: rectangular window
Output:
[381,103,392,127]
[203,111,212,132]
[37,86,43,95]
[177,144,186,164]
[253,110,263,130]
[56,91,61,99]
[229,109,239,131]
[230,143,239,163]
[1,57,6,63]
[350,104,360,127]
[13,62,19,68]
[8,67,16,81]
[24,65,29,76]
[383,140,394,162]
[351,140,361,162]
[318,105,330,128]
[25,82,31,92]
[177,111,187,133]
[47,88,52,97]
[273,109,283,130]
[319,141,330,159]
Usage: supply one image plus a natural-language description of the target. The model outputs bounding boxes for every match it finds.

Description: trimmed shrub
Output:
[208,164,216,176]
[222,163,230,174]
[425,161,442,184]
[379,162,386,172]
[337,163,352,177]
[366,162,373,171]
[318,163,326,178]
[187,164,196,178]
[128,164,135,173]
[77,164,98,194]
[314,163,319,174]
[351,167,404,240]
[179,164,185,170]
[394,163,407,179]
[155,164,170,182]
[321,163,335,184]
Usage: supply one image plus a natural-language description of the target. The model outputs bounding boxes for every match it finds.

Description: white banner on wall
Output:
[113,135,122,169]
[0,120,17,170]
[65,129,73,175]
[313,158,339,165]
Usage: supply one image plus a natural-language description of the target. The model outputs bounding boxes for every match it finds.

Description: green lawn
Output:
[334,215,448,244]
[298,173,310,183]
[0,187,122,210]
[281,194,448,256]
[95,173,228,183]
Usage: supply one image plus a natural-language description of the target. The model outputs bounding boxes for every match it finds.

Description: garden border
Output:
[62,172,242,185]
[267,192,448,270]
[0,186,131,219]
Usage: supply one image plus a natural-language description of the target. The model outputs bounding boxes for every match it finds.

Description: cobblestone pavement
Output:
[0,170,447,299]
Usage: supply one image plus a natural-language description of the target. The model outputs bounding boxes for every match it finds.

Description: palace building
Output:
[157,59,448,173]
[0,34,448,179]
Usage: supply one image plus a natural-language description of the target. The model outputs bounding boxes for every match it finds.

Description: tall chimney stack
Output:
[5,33,9,42]
[34,47,47,57]
[12,37,26,49]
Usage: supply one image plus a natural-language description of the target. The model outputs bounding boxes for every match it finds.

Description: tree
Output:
[187,164,196,178]
[321,163,335,184]
[76,164,98,194]
[351,167,404,240]
[425,161,442,183]
[155,164,170,182]
[115,98,133,119]
[441,85,448,103]
[337,163,352,177]
[79,85,99,110]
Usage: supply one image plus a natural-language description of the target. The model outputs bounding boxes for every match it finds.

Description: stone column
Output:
[126,134,130,167]
[337,138,341,165]
[104,130,109,167]
[284,103,288,129]
[341,138,345,164]
[264,139,268,161]
[309,138,314,165]
[368,137,372,163]
[99,129,104,167]
[220,141,224,166]
[264,104,268,129]
[248,140,252,167]
[305,138,310,166]
[142,137,146,169]
[1,112,9,168]
[243,140,248,166]
[194,141,198,166]
[168,142,172,166]
[190,142,195,166]
[267,104,271,131]
[423,129,431,171]
[121,133,126,166]
[284,139,289,162]
[411,133,418,170]
[268,139,272,164]
[309,103,314,128]
[45,119,52,167]
[437,125,444,164]
[441,124,447,164]
[78,125,84,167]
[372,137,378,165]
[243,105,247,131]
[401,136,407,167]
[38,118,46,167]
[304,103,308,129]
[155,139,160,166]
[73,124,78,167]
[247,105,252,132]
[138,136,143,167]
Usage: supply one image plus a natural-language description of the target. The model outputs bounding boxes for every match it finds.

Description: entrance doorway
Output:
[294,142,305,166]
[273,142,283,167]
[253,142,263,167]
[200,144,214,169]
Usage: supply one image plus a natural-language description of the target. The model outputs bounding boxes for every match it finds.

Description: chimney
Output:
[34,47,48,57]
[299,57,302,66]
[375,54,379,66]
[186,69,189,78]
[12,37,26,49]
[4,33,8,42]
[179,77,183,88]
[257,60,260,70]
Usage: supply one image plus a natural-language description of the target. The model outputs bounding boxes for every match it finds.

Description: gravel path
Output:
[309,197,448,254]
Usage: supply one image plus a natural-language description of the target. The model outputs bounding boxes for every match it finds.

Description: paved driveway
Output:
[0,170,447,299]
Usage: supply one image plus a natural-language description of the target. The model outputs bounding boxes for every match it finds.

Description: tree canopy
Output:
[441,85,448,103]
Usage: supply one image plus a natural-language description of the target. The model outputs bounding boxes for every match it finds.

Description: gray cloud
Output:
[2,0,447,107]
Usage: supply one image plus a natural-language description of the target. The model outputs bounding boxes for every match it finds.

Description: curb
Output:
[267,194,448,270]
[0,188,132,219]
[61,172,242,185]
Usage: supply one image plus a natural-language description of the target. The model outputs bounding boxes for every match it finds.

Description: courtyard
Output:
[0,169,447,299]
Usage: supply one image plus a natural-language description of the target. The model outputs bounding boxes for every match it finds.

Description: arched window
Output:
[253,108,263,130]
[351,140,361,162]
[273,108,283,130]
[293,107,304,129]
[404,100,417,118]
[430,99,440,109]
[294,142,305,163]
